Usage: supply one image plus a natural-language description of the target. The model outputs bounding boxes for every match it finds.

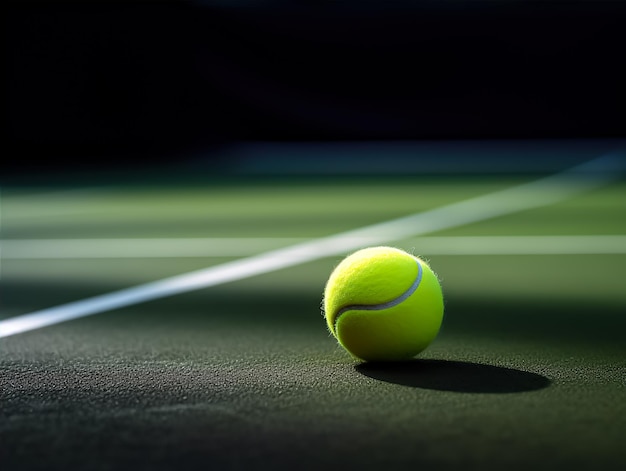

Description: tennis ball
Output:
[323,246,444,362]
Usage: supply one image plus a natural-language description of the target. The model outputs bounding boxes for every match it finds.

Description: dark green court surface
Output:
[2,156,625,470]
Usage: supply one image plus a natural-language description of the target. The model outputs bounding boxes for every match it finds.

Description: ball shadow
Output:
[355,359,550,393]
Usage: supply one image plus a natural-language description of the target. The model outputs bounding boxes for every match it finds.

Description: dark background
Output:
[5,1,626,171]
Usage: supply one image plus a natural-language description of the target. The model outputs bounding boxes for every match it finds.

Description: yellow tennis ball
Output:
[323,246,444,362]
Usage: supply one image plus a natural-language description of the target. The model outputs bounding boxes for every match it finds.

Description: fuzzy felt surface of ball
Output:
[324,246,444,361]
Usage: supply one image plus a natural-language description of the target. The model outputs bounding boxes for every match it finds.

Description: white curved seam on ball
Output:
[332,259,423,333]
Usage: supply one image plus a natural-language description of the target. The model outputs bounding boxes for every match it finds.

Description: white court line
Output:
[2,235,626,258]
[0,152,624,338]
[404,235,626,255]
[0,238,308,259]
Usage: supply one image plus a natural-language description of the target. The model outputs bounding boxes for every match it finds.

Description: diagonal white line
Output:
[0,152,624,338]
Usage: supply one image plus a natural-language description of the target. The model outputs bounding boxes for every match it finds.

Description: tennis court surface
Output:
[2,142,625,470]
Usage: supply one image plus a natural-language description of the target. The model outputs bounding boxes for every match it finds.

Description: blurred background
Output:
[5,0,626,177]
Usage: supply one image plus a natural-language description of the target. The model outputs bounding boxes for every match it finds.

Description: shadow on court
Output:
[355,359,550,393]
